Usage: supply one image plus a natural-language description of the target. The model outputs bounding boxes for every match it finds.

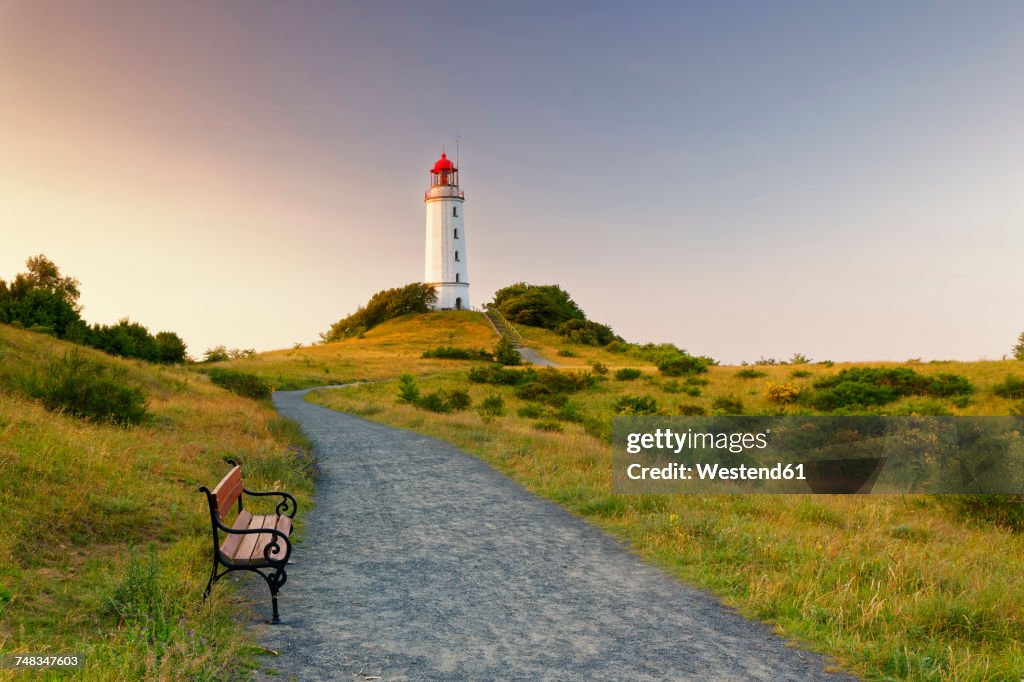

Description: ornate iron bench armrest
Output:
[225,459,298,518]
[242,488,298,518]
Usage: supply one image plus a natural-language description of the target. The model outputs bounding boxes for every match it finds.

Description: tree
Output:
[490,283,585,329]
[0,255,83,336]
[155,331,188,364]
[322,283,438,342]
[1014,332,1024,361]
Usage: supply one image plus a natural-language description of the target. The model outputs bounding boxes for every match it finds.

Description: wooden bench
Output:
[199,459,297,623]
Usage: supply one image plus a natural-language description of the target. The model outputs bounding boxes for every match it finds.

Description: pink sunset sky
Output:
[2,2,1022,363]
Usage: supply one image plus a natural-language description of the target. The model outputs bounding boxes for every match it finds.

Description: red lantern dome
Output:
[431,152,456,173]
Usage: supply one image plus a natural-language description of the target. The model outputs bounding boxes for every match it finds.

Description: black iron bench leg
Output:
[263,567,287,624]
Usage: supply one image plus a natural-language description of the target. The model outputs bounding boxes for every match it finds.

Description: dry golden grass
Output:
[211,310,498,389]
[294,313,1024,681]
[0,325,316,680]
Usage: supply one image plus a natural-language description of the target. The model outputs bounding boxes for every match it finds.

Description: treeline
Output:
[322,283,437,341]
[0,255,187,364]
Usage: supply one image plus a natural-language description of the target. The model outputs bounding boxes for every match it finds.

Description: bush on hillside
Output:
[468,365,537,386]
[614,395,660,415]
[614,368,642,381]
[657,354,712,376]
[490,283,585,329]
[711,395,744,415]
[809,367,974,411]
[422,346,493,361]
[515,368,596,405]
[478,394,505,418]
[494,337,522,366]
[206,368,272,400]
[555,318,619,346]
[397,374,421,404]
[1013,332,1024,361]
[17,350,148,425]
[489,283,622,347]
[322,283,437,341]
[993,375,1024,400]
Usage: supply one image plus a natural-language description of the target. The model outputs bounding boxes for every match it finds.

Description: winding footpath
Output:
[257,388,856,681]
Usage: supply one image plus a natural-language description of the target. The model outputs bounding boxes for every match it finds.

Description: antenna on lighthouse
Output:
[456,135,460,170]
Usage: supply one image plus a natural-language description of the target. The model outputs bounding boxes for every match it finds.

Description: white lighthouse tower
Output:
[424,151,469,310]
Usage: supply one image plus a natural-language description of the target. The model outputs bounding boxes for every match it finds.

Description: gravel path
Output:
[516,346,559,367]
[256,388,856,681]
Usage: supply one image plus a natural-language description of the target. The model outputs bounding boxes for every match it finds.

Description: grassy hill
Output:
[245,309,1023,681]
[0,325,316,680]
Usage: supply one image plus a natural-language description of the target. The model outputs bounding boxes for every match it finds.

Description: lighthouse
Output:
[424,151,469,310]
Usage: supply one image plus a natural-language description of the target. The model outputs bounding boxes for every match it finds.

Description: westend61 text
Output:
[626,462,806,481]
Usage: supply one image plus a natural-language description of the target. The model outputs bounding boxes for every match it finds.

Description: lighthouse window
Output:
[453,207,458,217]
[454,251,460,261]
[456,273,460,282]
[453,228,459,239]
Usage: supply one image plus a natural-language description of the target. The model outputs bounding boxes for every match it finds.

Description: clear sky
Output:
[2,1,1022,363]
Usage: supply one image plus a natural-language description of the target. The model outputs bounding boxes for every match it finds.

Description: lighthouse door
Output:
[455,297,462,310]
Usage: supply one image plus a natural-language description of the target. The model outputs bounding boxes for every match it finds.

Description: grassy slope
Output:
[255,310,1022,681]
[0,325,315,680]
[211,310,498,390]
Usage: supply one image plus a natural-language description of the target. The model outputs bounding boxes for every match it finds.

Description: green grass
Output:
[0,324,317,680]
[282,311,1024,681]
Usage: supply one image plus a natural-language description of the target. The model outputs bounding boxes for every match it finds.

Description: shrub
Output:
[765,382,800,404]
[810,367,973,411]
[397,373,420,403]
[517,404,544,419]
[494,337,522,366]
[614,395,660,415]
[590,361,609,375]
[556,318,619,346]
[615,368,642,381]
[422,346,493,361]
[18,351,148,425]
[944,495,1024,532]
[515,369,594,405]
[790,369,812,379]
[491,283,585,329]
[479,394,505,417]
[662,380,683,394]
[557,349,576,357]
[657,354,711,377]
[686,376,709,386]
[468,365,537,386]
[533,420,564,432]
[322,283,437,341]
[207,369,272,400]
[416,392,450,413]
[711,395,744,415]
[204,345,230,362]
[736,368,767,379]
[440,388,471,411]
[950,394,971,409]
[928,373,974,398]
[993,375,1024,400]
[678,403,708,416]
[789,353,812,365]
[1013,332,1024,361]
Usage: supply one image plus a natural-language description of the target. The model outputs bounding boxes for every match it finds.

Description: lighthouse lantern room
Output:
[424,151,469,310]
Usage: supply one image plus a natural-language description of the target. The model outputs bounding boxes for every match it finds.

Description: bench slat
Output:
[218,509,253,562]
[229,515,292,565]
[211,466,243,519]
